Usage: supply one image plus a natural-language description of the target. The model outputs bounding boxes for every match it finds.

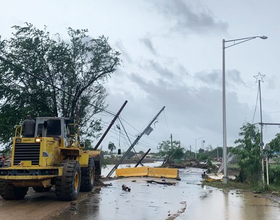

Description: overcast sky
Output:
[1,0,280,153]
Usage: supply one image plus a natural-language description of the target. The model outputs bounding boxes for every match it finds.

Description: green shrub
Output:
[267,165,280,185]
[232,123,262,184]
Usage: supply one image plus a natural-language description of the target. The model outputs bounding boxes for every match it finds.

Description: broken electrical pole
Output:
[106,106,165,177]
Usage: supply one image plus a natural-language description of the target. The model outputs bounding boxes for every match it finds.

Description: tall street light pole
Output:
[222,35,267,184]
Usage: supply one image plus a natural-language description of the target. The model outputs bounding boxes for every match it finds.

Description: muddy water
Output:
[52,166,280,220]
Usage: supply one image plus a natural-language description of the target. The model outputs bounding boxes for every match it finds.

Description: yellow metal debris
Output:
[115,167,179,179]
[116,167,149,177]
[148,167,179,179]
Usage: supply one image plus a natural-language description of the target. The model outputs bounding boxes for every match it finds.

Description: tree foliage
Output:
[198,148,205,154]
[157,140,185,160]
[268,133,280,152]
[84,139,93,150]
[231,123,261,183]
[126,151,135,159]
[0,23,120,144]
[108,142,116,153]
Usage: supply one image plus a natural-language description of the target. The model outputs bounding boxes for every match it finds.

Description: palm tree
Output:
[108,142,116,154]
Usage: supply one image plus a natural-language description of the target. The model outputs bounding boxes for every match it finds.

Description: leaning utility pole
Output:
[106,106,165,177]
[135,148,151,168]
[94,100,128,150]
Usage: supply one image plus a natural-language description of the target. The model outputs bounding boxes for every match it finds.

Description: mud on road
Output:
[0,186,100,220]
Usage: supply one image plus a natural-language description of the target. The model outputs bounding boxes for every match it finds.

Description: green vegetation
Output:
[229,123,280,189]
[158,140,224,163]
[231,123,262,183]
[0,23,120,148]
[269,134,280,152]
[157,140,185,160]
[84,139,94,150]
[205,123,280,193]
[266,163,280,185]
[108,142,116,154]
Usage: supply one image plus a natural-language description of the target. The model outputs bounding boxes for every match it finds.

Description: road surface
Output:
[1,165,280,220]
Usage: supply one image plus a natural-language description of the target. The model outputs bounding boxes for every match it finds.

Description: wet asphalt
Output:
[51,165,280,220]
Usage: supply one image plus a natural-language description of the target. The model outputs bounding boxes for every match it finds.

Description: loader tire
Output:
[0,180,28,200]
[33,186,52,193]
[55,160,81,201]
[80,158,95,192]
[94,160,101,180]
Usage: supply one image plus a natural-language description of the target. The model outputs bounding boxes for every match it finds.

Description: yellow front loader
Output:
[0,117,103,201]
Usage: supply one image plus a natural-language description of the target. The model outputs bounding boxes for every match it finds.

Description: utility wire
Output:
[91,117,158,150]
[96,115,164,150]
[163,109,171,134]
[118,116,141,133]
[106,123,159,151]
[117,117,144,161]
[98,114,161,147]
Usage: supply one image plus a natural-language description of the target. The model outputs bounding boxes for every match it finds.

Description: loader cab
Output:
[34,117,77,147]
[35,117,66,138]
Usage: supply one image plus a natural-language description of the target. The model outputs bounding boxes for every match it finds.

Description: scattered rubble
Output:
[96,179,113,187]
[122,184,131,192]
[166,201,187,220]
[146,180,176,186]
[70,202,77,211]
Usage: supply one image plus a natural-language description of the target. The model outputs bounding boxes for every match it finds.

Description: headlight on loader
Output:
[35,138,42,143]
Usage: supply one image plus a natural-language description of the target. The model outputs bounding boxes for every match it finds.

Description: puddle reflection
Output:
[52,165,280,220]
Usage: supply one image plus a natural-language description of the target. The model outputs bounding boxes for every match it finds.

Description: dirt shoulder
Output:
[262,192,280,205]
[203,180,280,206]
[0,186,101,220]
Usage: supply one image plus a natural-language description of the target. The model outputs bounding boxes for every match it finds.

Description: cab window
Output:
[46,120,61,136]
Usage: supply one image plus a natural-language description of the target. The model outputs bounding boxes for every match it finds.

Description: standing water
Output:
[52,163,280,220]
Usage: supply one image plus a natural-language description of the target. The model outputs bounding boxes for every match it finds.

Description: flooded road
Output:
[0,163,279,219]
[52,165,280,220]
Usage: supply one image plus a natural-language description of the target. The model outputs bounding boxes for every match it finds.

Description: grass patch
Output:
[227,163,238,169]
[264,184,280,195]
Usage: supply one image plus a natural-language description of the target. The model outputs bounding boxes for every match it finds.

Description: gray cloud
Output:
[107,71,255,145]
[140,38,157,55]
[129,72,147,88]
[115,40,132,63]
[144,60,174,79]
[195,69,245,88]
[266,75,276,90]
[105,61,276,151]
[227,69,245,86]
[128,72,222,132]
[138,59,190,85]
[151,0,228,34]
[195,70,221,87]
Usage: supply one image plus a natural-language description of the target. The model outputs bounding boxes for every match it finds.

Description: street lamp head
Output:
[259,36,268,40]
